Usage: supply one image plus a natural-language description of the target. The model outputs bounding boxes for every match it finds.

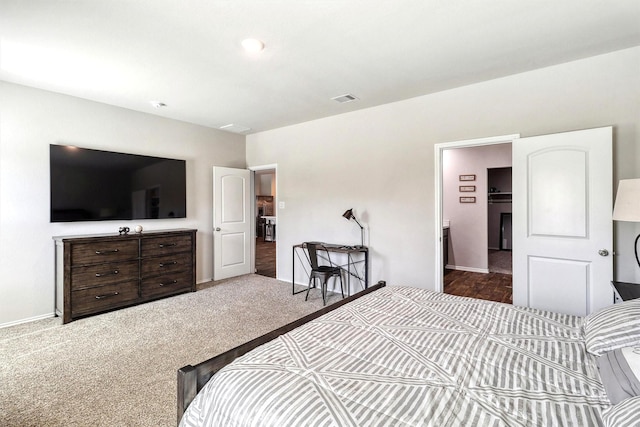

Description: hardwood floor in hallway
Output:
[444,269,512,304]
[256,237,276,278]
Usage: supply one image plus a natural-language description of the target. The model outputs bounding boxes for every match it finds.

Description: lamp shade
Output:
[613,179,640,222]
[342,209,354,220]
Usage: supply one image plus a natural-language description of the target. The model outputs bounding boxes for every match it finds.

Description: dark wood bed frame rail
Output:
[176,281,387,425]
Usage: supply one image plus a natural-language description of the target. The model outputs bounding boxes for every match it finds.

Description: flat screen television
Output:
[50,144,186,222]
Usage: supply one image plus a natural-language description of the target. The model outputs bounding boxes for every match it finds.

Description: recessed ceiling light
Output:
[220,124,252,134]
[150,101,166,108]
[241,38,265,53]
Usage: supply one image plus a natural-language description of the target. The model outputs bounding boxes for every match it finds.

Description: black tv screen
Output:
[50,144,186,222]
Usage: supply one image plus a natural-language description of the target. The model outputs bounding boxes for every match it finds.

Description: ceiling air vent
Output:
[331,94,359,103]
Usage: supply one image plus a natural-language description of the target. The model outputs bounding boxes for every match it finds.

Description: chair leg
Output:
[321,279,327,305]
[305,276,314,301]
[308,274,343,305]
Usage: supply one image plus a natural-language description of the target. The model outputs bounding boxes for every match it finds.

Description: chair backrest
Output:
[305,242,332,270]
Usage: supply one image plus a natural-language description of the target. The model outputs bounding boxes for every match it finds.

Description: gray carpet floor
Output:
[0,274,330,427]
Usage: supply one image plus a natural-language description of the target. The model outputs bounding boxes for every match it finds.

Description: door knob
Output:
[215,227,221,231]
[598,249,609,257]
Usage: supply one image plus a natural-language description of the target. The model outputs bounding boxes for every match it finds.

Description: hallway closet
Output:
[488,167,512,275]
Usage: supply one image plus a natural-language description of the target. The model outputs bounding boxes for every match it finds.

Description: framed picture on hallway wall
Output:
[459,174,476,181]
[459,185,475,192]
[460,196,476,203]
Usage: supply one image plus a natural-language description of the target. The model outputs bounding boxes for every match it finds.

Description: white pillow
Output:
[583,299,640,356]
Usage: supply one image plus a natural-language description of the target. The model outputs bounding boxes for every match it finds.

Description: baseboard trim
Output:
[0,312,56,329]
[446,265,490,274]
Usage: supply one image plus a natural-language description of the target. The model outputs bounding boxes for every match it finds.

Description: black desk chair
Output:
[305,242,344,305]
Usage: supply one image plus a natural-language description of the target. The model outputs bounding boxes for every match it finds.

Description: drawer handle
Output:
[95,270,119,278]
[95,249,119,255]
[158,243,178,248]
[159,261,178,267]
[95,292,119,300]
[159,280,178,287]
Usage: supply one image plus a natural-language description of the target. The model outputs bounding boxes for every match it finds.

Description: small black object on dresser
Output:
[53,229,196,323]
[611,281,640,303]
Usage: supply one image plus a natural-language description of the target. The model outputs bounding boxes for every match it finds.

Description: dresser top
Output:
[52,228,197,242]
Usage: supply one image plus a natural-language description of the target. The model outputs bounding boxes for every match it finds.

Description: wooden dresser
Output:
[54,229,196,323]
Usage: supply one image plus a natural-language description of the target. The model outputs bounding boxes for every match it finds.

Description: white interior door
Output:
[513,127,613,316]
[213,166,251,280]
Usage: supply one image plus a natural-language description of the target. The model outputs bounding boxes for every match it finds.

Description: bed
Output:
[177,283,640,427]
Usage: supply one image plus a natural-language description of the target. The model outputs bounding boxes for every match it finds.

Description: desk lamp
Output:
[342,208,364,247]
[612,179,640,269]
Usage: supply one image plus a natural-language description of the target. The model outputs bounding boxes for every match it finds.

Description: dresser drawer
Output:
[71,280,139,317]
[71,240,138,266]
[141,234,192,257]
[141,252,192,277]
[141,270,193,299]
[70,260,139,291]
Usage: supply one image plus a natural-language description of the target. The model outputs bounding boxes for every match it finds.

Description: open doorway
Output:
[254,168,277,278]
[436,128,612,314]
[438,139,515,303]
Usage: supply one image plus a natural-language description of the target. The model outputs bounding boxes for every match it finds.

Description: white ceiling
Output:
[1,0,639,134]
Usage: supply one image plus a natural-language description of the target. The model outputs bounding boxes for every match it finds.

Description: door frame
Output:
[433,134,520,292]
[249,163,278,278]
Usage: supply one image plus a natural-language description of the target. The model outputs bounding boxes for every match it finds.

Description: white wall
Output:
[0,82,245,327]
[443,144,512,271]
[3,47,639,326]
[246,47,640,289]
[256,172,275,196]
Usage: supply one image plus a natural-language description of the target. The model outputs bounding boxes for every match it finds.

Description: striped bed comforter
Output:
[180,286,610,427]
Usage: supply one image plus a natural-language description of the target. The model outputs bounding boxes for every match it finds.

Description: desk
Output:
[611,281,640,302]
[292,243,368,297]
